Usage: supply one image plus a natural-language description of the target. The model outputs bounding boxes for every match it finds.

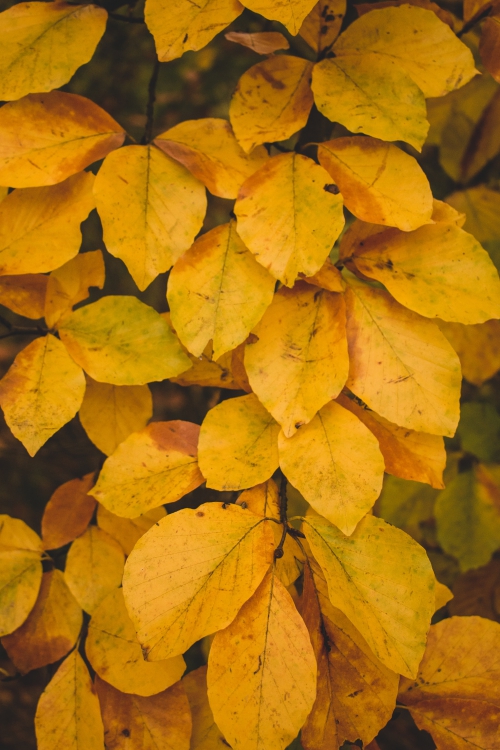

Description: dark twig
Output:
[142,58,160,144]
[108,11,145,23]
[457,4,492,36]
[0,312,47,340]
[274,472,288,559]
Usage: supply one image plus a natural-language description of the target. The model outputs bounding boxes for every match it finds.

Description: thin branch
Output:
[0,327,46,341]
[457,4,492,36]
[108,11,145,23]
[274,472,288,559]
[142,58,160,144]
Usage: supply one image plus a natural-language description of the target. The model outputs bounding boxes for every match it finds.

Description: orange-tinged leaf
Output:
[449,558,500,620]
[0,91,125,188]
[299,0,346,52]
[146,0,243,62]
[167,222,275,360]
[398,616,500,750]
[0,2,107,101]
[446,185,500,243]
[245,283,348,437]
[94,145,207,291]
[207,567,317,750]
[279,400,384,534]
[434,580,453,611]
[225,30,290,53]
[229,56,313,153]
[480,16,500,83]
[431,198,466,226]
[97,504,166,556]
[123,503,275,660]
[64,525,124,614]
[0,334,86,456]
[42,473,96,550]
[235,153,344,286]
[438,319,500,386]
[171,347,240,389]
[301,258,345,292]
[300,558,398,750]
[2,570,82,673]
[337,393,446,489]
[0,172,95,276]
[92,421,204,517]
[355,0,456,27]
[0,274,48,319]
[318,137,433,231]
[345,277,461,436]
[35,650,104,750]
[44,249,105,329]
[241,0,318,33]
[59,296,191,385]
[198,393,280,490]
[183,666,227,750]
[96,676,192,750]
[155,118,268,199]
[303,513,435,678]
[87,589,185,696]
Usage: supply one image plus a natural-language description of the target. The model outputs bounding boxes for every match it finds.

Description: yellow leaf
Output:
[480,15,500,83]
[155,118,268,199]
[434,580,453,611]
[337,393,446,489]
[301,257,345,292]
[0,515,43,637]
[0,2,107,101]
[64,525,124,614]
[225,30,290,53]
[167,222,275,360]
[35,650,104,750]
[183,666,227,750]
[198,393,280,490]
[41,473,96,550]
[0,274,48,319]
[1,570,82,674]
[207,567,317,750]
[431,198,465,226]
[44,249,105,329]
[345,277,461,436]
[240,0,318,33]
[97,504,166,556]
[438,319,500,386]
[398,616,500,749]
[122,502,275,660]
[79,378,152,457]
[0,91,125,188]
[318,137,433,231]
[279,400,384,534]
[229,56,313,153]
[312,55,428,151]
[350,223,500,324]
[300,558,398,750]
[0,172,95,276]
[171,346,240,389]
[245,283,348,437]
[87,589,185,696]
[446,185,500,243]
[355,0,456,28]
[235,153,344,286]
[303,513,435,677]
[94,145,206,291]
[92,421,204,517]
[0,334,85,456]
[96,675,192,750]
[299,0,346,52]
[145,0,243,62]
[59,296,191,385]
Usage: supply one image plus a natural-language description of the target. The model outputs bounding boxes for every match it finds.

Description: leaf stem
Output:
[457,4,492,37]
[274,471,288,559]
[108,11,145,23]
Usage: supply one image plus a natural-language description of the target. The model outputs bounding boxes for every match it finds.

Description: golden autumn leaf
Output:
[480,15,500,83]
[79,378,152,457]
[449,558,500,621]
[225,30,290,53]
[41,473,96,550]
[2,570,82,674]
[279,400,384,534]
[301,258,345,293]
[0,274,48,319]
[345,277,461,436]
[198,393,280,490]
[96,676,192,750]
[299,0,346,52]
[303,513,436,677]
[122,503,275,660]
[0,172,95,276]
[146,0,243,61]
[91,421,204,517]
[337,393,446,489]
[0,91,125,188]
[183,666,228,750]
[300,558,398,750]
[434,579,453,611]
[44,249,105,329]
[170,345,241,390]
[398,616,500,749]
[0,2,107,101]
[241,0,318,33]
[35,650,104,750]
[244,282,348,437]
[155,118,268,199]
[167,221,275,360]
[235,153,344,286]
[229,56,313,153]
[0,334,86,456]
[438,319,500,386]
[59,296,191,385]
[64,525,124,614]
[355,0,456,27]
[97,505,166,556]
[0,515,43,637]
[94,144,207,291]
[318,137,433,231]
[446,185,500,243]
[207,567,317,750]
[86,588,185,696]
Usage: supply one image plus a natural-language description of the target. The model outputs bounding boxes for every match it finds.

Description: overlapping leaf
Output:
[41,473,96,550]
